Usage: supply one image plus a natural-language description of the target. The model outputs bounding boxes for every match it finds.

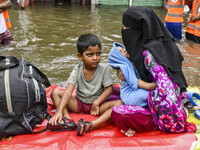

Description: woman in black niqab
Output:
[110,6,196,136]
[121,6,187,91]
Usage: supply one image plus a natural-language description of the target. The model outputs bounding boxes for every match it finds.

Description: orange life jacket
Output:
[0,0,12,28]
[165,0,185,23]
[186,0,200,36]
[194,0,200,37]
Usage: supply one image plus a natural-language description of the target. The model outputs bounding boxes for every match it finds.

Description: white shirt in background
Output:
[0,13,7,34]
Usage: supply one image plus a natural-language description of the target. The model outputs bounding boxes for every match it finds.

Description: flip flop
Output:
[186,92,200,106]
[182,98,194,112]
[194,110,200,119]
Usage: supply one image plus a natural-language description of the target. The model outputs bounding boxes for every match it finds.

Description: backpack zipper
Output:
[29,65,40,102]
[21,58,32,131]
[5,58,13,113]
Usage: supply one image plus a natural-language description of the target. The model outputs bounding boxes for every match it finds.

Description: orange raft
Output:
[0,84,198,150]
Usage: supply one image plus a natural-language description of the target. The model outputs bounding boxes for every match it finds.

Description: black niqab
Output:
[121,6,188,91]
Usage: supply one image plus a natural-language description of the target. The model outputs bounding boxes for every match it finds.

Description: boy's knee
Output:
[115,100,124,106]
[51,88,61,99]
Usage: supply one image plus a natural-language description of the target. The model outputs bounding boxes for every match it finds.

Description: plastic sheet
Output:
[0,85,198,150]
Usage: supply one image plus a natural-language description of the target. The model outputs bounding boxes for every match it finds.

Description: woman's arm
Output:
[117,68,157,90]
[138,79,157,90]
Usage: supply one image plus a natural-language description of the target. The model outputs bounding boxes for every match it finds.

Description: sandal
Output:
[63,117,76,124]
[47,117,77,131]
[183,98,195,112]
[77,118,93,136]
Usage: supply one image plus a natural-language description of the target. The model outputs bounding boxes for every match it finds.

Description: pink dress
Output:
[111,50,196,133]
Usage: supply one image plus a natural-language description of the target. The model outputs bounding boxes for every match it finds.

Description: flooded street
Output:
[1,2,200,88]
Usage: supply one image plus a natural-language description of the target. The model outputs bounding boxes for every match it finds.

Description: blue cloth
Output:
[166,22,182,40]
[108,42,149,107]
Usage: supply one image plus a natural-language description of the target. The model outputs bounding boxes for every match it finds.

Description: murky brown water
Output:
[1,2,200,88]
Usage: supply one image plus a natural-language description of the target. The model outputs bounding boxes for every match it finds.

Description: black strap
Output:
[0,56,19,70]
[42,111,52,121]
[33,112,52,134]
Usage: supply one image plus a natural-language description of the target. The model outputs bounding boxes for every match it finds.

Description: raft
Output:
[0,84,199,150]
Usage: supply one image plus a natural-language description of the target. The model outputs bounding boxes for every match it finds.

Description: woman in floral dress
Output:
[110,6,196,136]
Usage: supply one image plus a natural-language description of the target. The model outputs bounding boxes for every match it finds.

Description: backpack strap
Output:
[0,56,19,70]
[33,112,52,134]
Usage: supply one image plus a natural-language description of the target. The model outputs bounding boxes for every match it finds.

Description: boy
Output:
[49,33,123,136]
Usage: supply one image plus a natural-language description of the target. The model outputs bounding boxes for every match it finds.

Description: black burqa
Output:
[121,6,188,91]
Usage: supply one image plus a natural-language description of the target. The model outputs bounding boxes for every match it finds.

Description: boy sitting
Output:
[49,33,123,136]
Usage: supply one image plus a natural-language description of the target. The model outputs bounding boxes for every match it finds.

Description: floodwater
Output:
[1,2,200,88]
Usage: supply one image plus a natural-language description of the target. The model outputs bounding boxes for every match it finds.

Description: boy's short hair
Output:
[77,33,102,55]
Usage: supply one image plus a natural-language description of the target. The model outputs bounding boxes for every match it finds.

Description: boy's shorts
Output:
[76,86,121,114]
[0,29,13,45]
[76,97,92,114]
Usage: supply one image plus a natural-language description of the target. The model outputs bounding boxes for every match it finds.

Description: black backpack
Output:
[0,56,51,139]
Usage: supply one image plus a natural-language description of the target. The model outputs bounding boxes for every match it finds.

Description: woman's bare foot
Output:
[124,128,136,137]
[121,130,125,133]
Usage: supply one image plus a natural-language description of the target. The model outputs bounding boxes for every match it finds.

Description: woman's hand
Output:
[147,82,157,90]
[138,79,157,90]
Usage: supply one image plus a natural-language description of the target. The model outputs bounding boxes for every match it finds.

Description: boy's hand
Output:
[90,101,99,116]
[48,110,63,125]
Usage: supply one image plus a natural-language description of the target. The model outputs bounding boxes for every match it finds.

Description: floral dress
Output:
[143,50,196,133]
[112,50,196,133]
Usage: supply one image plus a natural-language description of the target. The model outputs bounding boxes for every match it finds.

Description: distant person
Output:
[0,0,13,46]
[17,0,25,9]
[185,0,200,44]
[49,33,123,136]
[185,0,193,10]
[165,0,185,40]
[82,0,86,4]
[109,6,196,137]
